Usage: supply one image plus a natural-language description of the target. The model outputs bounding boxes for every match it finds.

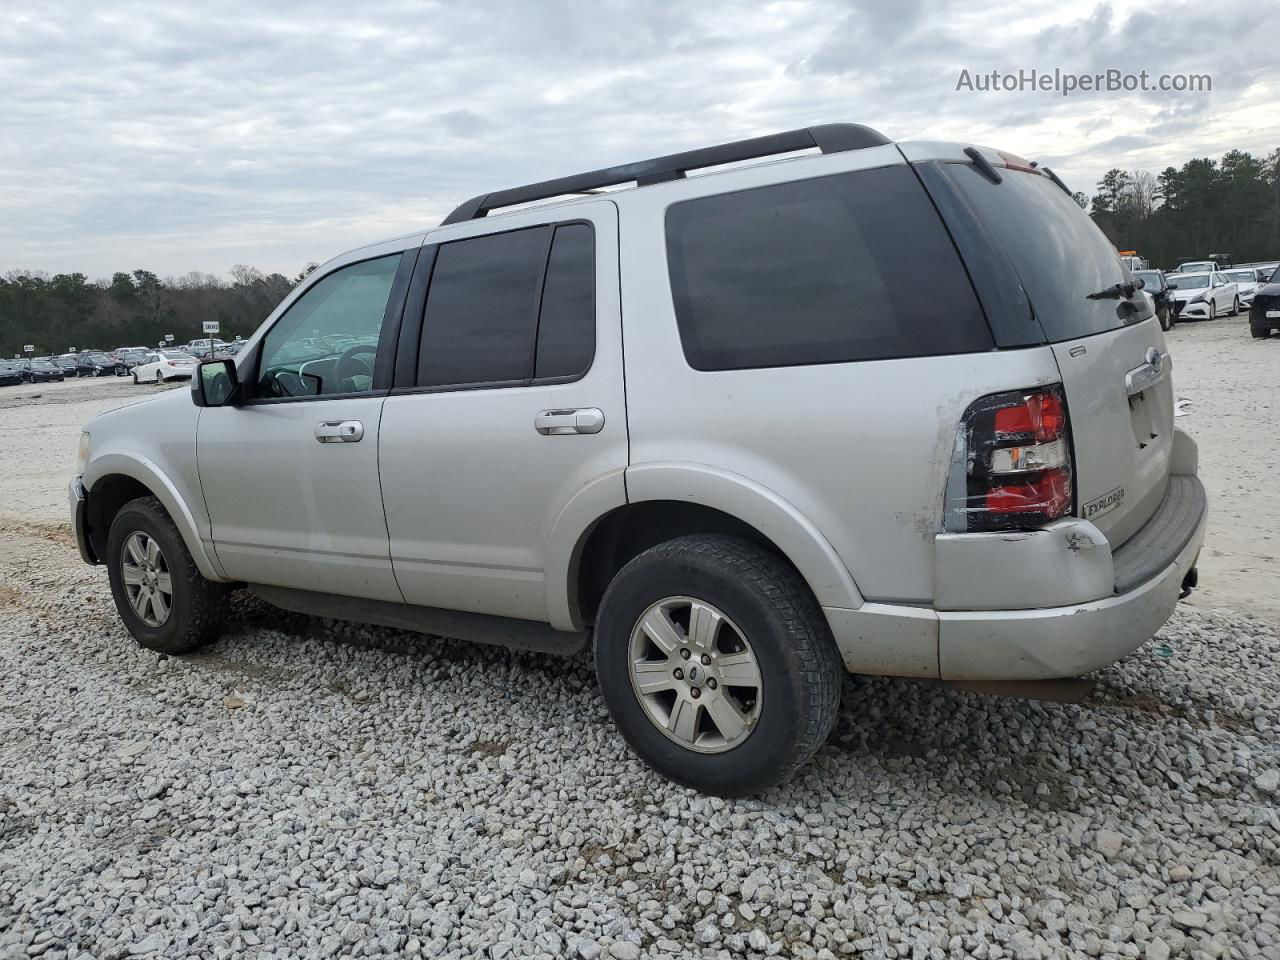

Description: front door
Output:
[196,243,418,602]
[378,202,627,623]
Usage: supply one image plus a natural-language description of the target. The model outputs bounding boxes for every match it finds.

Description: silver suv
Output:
[70,125,1207,796]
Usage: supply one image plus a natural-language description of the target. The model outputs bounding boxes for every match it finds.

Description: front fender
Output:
[84,452,229,581]
[624,462,864,610]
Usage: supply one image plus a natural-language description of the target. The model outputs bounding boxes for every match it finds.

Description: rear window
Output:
[939,164,1138,342]
[664,166,992,371]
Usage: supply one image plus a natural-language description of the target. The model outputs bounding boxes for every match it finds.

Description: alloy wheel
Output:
[627,597,763,753]
[120,531,173,627]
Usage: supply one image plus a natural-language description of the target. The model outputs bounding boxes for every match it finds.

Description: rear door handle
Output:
[534,408,605,435]
[315,420,364,443]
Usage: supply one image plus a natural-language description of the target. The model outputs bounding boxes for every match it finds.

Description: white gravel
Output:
[2,323,1279,959]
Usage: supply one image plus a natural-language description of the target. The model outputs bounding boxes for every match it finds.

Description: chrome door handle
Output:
[534,408,605,435]
[315,420,364,443]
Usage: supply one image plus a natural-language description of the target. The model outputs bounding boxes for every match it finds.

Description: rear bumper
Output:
[69,477,98,565]
[825,473,1208,682]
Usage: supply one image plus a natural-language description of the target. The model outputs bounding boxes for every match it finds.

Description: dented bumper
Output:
[825,474,1207,682]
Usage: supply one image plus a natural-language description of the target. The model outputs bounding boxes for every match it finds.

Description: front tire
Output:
[1252,320,1270,339]
[1208,301,1216,321]
[1231,296,1241,316]
[1157,305,1171,331]
[106,496,230,654]
[594,534,841,796]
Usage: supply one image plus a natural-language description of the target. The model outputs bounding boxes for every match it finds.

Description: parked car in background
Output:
[114,347,151,370]
[55,355,80,377]
[1133,269,1174,330]
[1249,272,1280,339]
[131,351,199,383]
[185,339,232,360]
[70,126,1207,795]
[0,362,23,386]
[1167,271,1239,320]
[76,351,124,376]
[1222,269,1263,307]
[19,359,65,383]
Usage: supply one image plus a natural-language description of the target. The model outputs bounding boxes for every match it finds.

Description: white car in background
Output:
[1167,271,1239,320]
[1222,268,1263,307]
[1174,260,1220,274]
[131,351,199,383]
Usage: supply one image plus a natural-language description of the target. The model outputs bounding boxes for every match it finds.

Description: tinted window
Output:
[418,227,550,387]
[255,253,402,398]
[939,164,1144,343]
[535,224,595,380]
[665,166,991,371]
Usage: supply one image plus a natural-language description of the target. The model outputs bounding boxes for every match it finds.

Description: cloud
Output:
[0,0,1273,279]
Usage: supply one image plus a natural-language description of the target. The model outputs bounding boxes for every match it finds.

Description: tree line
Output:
[0,263,317,357]
[1085,147,1280,269]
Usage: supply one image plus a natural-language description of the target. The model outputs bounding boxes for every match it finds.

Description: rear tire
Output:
[131,372,139,385]
[106,496,230,654]
[594,534,841,796]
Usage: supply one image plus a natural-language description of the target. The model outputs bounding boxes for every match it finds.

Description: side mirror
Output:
[192,359,242,407]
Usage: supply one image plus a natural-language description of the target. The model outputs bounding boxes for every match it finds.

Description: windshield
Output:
[164,352,196,360]
[1224,270,1254,283]
[30,361,56,369]
[1170,274,1210,290]
[1134,271,1161,288]
[936,164,1139,342]
[1178,262,1214,272]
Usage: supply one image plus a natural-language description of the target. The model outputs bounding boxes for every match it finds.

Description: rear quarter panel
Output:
[615,152,1064,604]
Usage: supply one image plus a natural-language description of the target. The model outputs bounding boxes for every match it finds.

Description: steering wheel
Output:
[333,343,377,389]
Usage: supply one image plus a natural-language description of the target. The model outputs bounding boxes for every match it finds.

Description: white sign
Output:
[165,334,175,342]
[202,321,220,334]
[23,344,34,353]
[68,346,76,352]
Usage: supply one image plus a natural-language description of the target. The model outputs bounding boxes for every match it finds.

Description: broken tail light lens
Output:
[946,385,1074,532]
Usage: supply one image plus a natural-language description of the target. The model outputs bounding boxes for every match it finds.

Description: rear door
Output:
[378,202,626,623]
[931,161,1173,545]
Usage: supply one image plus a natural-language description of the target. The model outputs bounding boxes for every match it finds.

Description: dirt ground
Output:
[1,318,1275,620]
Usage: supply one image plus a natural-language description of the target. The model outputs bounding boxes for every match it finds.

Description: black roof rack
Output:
[441,123,891,225]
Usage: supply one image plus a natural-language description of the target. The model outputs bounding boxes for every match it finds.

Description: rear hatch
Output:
[922,156,1173,546]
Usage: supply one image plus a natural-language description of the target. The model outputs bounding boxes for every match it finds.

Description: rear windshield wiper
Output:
[1086,281,1139,300]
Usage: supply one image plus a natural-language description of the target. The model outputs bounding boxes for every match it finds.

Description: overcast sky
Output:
[2,0,1275,280]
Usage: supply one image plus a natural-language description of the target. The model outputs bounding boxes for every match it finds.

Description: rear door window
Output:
[936,164,1138,343]
[415,222,596,388]
[418,227,550,388]
[664,165,992,371]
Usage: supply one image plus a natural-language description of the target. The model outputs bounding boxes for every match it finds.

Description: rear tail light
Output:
[944,385,1074,532]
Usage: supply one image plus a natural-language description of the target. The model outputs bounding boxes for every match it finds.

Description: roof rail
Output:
[440,123,891,225]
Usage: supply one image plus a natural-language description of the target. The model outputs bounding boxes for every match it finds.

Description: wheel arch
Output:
[557,462,863,631]
[84,454,227,581]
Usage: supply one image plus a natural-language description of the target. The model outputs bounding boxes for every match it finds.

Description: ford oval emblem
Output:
[1145,347,1162,373]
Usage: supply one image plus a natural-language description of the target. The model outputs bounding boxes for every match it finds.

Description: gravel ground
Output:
[1,323,1278,959]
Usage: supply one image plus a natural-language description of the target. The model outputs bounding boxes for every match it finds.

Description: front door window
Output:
[254,253,403,398]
